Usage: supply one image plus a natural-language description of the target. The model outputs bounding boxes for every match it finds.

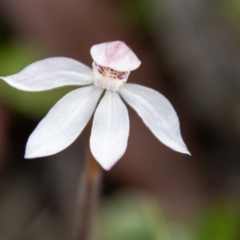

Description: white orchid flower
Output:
[0,41,190,170]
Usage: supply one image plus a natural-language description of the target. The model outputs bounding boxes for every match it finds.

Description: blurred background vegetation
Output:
[0,0,240,239]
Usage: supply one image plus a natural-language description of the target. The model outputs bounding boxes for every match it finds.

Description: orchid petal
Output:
[0,57,94,91]
[25,85,103,158]
[90,41,141,72]
[90,91,129,170]
[119,84,190,155]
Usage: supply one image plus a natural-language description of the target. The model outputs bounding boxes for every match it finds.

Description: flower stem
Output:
[74,148,102,240]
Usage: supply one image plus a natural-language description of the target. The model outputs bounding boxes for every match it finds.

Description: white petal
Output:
[90,41,141,71]
[25,85,103,158]
[119,84,190,154]
[90,91,129,170]
[0,57,94,91]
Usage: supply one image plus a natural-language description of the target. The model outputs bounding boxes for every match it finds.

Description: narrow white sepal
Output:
[0,57,94,91]
[90,91,130,170]
[25,85,103,158]
[119,83,190,155]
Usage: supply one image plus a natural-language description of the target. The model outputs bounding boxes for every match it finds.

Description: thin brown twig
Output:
[73,148,102,240]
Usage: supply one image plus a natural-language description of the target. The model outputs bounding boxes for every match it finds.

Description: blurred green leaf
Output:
[99,192,172,240]
[193,201,240,240]
[120,0,151,30]
[99,192,240,240]
[221,0,240,28]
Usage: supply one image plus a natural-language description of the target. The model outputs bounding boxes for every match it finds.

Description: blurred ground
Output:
[0,0,240,239]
